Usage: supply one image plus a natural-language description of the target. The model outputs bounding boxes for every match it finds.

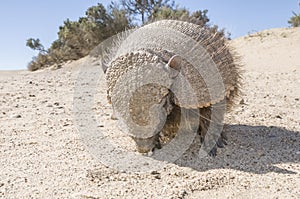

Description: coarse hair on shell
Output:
[102,19,242,156]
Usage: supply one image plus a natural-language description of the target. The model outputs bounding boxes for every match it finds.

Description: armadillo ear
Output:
[168,55,182,72]
[166,55,182,78]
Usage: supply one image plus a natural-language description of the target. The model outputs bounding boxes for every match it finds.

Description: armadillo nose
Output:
[137,147,152,154]
[132,134,159,154]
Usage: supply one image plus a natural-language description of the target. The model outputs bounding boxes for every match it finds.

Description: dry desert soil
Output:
[0,27,299,198]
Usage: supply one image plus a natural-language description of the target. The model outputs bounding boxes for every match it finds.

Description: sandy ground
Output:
[0,27,299,198]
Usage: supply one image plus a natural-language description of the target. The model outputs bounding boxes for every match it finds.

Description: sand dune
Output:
[232,27,300,73]
[0,27,299,198]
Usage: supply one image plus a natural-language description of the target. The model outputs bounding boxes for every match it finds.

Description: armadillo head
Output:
[131,134,161,154]
[107,52,183,153]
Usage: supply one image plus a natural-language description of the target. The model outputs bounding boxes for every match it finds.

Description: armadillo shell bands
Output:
[106,20,241,109]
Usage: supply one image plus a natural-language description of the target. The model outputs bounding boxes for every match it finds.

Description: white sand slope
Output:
[231,27,300,73]
[0,27,299,198]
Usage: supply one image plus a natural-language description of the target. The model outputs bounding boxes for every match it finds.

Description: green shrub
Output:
[288,3,300,27]
[27,54,51,71]
[288,12,300,27]
[27,3,130,71]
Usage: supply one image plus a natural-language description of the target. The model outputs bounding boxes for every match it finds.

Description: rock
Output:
[10,114,22,119]
[239,99,246,104]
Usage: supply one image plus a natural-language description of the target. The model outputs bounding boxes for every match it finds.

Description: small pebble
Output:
[239,99,245,104]
[11,114,22,118]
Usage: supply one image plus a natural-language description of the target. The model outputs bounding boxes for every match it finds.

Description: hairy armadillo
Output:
[104,20,241,156]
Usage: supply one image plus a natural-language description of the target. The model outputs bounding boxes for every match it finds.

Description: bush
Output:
[149,6,209,27]
[27,3,130,71]
[288,3,300,27]
[288,12,300,27]
[27,54,51,71]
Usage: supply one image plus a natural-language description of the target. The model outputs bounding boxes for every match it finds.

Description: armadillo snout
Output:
[131,134,160,153]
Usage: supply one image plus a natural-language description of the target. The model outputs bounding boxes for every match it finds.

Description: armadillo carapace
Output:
[105,20,241,156]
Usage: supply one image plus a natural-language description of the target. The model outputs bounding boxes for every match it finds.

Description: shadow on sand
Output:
[173,124,300,174]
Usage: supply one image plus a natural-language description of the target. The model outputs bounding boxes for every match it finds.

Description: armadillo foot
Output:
[216,131,228,148]
[208,145,217,157]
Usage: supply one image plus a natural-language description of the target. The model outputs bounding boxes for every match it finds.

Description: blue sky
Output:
[0,0,299,70]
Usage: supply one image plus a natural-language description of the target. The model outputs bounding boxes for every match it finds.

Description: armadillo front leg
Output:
[198,106,227,157]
